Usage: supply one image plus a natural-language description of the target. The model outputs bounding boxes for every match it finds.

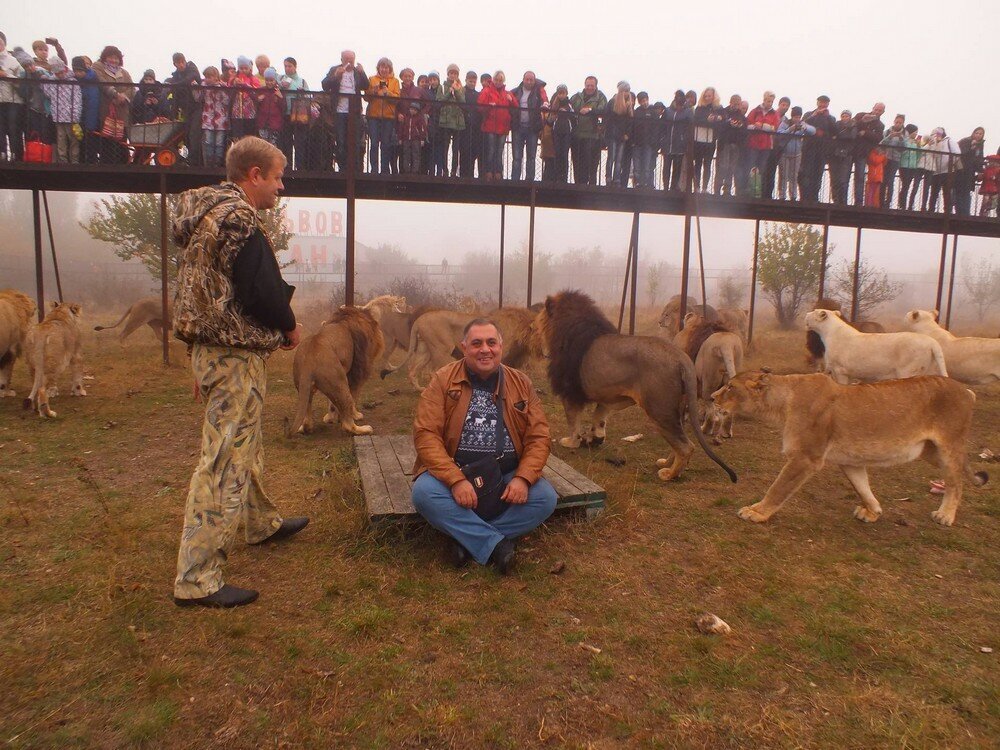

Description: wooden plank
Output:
[388,434,417,476]
[547,454,606,496]
[354,436,394,517]
[372,436,417,515]
[541,466,585,502]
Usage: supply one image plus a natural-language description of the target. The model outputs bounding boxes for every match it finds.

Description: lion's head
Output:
[903,309,941,333]
[362,294,408,322]
[43,301,83,326]
[533,291,617,405]
[326,306,385,388]
[712,370,773,421]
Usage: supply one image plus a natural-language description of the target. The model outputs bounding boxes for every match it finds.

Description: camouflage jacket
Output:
[171,183,285,353]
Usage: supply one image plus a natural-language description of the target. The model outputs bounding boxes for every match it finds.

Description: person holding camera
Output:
[411,319,556,575]
[323,49,369,171]
[364,57,399,175]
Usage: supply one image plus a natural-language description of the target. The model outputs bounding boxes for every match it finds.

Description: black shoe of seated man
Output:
[488,538,516,575]
[449,539,471,568]
[251,516,309,545]
[174,583,259,608]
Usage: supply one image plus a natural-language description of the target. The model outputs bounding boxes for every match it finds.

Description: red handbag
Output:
[24,132,54,163]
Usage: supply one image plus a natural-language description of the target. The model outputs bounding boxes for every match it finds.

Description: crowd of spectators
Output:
[0,33,997,217]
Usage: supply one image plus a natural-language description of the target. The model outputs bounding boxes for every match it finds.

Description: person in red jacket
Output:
[865,147,887,208]
[979,153,1000,217]
[746,91,781,193]
[477,70,516,181]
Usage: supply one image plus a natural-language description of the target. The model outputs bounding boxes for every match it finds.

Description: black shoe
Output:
[174,583,259,608]
[251,516,309,545]
[449,539,470,569]
[488,538,516,575]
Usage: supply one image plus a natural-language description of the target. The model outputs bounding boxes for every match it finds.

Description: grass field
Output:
[1,316,998,749]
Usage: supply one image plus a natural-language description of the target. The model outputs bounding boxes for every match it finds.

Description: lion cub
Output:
[713,371,988,527]
[23,302,86,418]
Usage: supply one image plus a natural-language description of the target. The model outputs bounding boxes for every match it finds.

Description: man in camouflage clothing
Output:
[172,136,308,609]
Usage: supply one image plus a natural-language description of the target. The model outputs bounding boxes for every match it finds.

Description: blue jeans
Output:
[634,145,655,188]
[412,470,557,564]
[510,127,538,181]
[367,118,395,175]
[482,132,506,176]
[202,129,226,167]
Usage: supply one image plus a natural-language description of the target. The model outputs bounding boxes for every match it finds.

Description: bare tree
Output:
[645,261,671,308]
[963,259,1000,321]
[829,258,902,320]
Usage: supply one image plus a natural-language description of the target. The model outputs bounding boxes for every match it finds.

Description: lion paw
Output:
[737,504,770,523]
[657,467,679,481]
[353,410,365,421]
[40,408,57,419]
[559,436,582,449]
[853,506,882,523]
[931,509,955,527]
[322,412,337,424]
[0,388,14,397]
[655,458,669,467]
[351,424,374,435]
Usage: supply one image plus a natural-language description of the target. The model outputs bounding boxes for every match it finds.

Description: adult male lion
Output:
[23,301,86,418]
[289,306,385,435]
[94,296,172,343]
[531,290,737,483]
[713,371,988,526]
[0,289,37,397]
[901,309,1000,384]
[658,295,718,338]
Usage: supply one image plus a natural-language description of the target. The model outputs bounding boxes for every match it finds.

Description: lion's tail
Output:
[93,304,132,332]
[289,354,314,436]
[380,321,420,379]
[680,357,737,483]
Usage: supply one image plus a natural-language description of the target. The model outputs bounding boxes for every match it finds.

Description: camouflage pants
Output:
[174,344,282,599]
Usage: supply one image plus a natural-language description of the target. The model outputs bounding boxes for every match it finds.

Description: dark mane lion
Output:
[328,306,380,389]
[536,290,616,405]
[683,320,731,362]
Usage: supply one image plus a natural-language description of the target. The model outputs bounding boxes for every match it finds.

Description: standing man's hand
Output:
[280,324,301,350]
[451,479,478,509]
[501,477,529,504]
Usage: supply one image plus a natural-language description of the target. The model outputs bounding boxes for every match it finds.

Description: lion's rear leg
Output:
[0,353,15,396]
[739,455,823,522]
[322,375,373,435]
[118,315,147,344]
[841,465,883,522]
[35,382,56,418]
[585,401,630,446]
[70,352,86,397]
[924,442,965,527]
[407,345,431,392]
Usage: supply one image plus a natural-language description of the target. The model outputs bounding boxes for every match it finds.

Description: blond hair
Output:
[226,136,286,182]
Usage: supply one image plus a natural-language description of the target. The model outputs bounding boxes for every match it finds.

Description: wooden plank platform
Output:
[354,435,606,523]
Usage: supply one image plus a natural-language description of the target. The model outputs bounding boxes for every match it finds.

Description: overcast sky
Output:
[5,1,999,275]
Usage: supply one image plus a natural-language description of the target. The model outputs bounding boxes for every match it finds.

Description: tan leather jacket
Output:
[413,360,550,488]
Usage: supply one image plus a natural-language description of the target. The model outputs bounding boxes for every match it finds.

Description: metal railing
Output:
[0,79,995,218]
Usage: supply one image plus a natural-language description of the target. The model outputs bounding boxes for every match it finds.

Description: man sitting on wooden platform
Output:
[412,318,557,574]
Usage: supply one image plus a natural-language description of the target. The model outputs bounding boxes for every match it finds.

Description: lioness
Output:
[901,309,1000,384]
[694,330,744,438]
[0,289,37,397]
[381,309,471,390]
[94,296,172,343]
[713,371,988,526]
[289,306,385,435]
[23,302,86,418]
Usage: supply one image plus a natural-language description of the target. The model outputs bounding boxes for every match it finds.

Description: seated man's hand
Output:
[451,479,477,509]
[501,477,529,505]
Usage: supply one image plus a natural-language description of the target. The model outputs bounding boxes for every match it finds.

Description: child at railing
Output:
[41,58,82,163]
[865,146,887,208]
[776,106,815,201]
[255,67,283,147]
[398,99,426,174]
[195,66,232,167]
[231,56,259,142]
[980,154,999,218]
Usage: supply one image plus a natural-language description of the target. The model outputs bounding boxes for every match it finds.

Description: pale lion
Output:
[380,309,471,390]
[23,302,86,418]
[290,306,385,435]
[94,296,172,343]
[901,309,1000,384]
[713,371,988,526]
[0,289,37,397]
[805,309,947,383]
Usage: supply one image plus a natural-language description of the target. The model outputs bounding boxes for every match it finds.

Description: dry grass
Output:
[1,317,998,749]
